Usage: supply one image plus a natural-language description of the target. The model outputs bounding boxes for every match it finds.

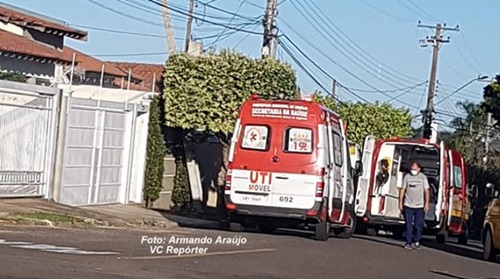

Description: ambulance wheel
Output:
[458,230,469,245]
[228,214,244,232]
[229,222,244,232]
[315,220,330,241]
[436,231,448,244]
[334,211,356,239]
[483,229,498,262]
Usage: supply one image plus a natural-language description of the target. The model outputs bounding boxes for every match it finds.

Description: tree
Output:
[143,95,167,208]
[163,51,297,133]
[313,94,413,145]
[447,102,488,165]
[482,74,500,123]
[445,100,500,238]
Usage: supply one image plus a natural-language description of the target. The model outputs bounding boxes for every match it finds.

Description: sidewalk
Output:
[0,198,219,230]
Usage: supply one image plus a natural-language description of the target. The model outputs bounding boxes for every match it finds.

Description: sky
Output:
[2,0,498,130]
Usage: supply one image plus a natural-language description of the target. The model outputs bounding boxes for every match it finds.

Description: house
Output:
[109,62,164,93]
[0,2,87,85]
[60,46,144,89]
[0,2,169,207]
[0,2,165,93]
[59,47,164,92]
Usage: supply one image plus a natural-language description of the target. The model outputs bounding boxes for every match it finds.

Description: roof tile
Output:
[0,4,87,40]
[61,47,145,81]
[109,62,164,92]
[0,29,72,63]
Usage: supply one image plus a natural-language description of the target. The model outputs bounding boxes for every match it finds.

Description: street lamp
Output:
[435,75,489,106]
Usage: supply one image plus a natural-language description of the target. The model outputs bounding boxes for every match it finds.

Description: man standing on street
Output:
[399,162,430,250]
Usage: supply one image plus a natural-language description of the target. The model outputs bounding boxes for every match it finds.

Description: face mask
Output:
[410,170,418,176]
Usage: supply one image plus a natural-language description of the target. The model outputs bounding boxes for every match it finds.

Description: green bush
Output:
[163,50,297,134]
[172,158,191,210]
[314,94,413,145]
[143,95,167,207]
[0,69,27,82]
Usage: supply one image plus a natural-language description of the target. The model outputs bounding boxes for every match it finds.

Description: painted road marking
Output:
[121,248,276,260]
[0,239,118,255]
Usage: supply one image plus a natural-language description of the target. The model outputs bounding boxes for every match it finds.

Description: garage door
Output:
[60,98,129,206]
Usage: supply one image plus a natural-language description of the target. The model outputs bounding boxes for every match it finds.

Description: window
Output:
[284,127,313,153]
[241,125,270,151]
[333,132,342,166]
[453,165,463,189]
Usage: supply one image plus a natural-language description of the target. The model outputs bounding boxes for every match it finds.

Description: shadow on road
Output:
[353,232,500,265]
[156,211,335,241]
[156,210,500,264]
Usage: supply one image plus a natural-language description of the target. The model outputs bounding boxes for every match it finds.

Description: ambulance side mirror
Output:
[354,160,363,177]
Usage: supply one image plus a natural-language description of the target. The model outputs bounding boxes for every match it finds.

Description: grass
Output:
[1,211,84,224]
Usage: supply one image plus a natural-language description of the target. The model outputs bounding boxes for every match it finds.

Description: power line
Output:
[145,0,264,35]
[114,0,185,21]
[290,1,416,89]
[359,0,414,22]
[281,36,375,103]
[241,0,263,9]
[341,83,427,94]
[281,33,423,109]
[85,0,165,29]
[308,1,422,84]
[397,0,437,22]
[459,32,489,73]
[386,81,428,102]
[280,42,342,103]
[195,0,262,22]
[281,36,365,103]
[454,43,481,73]
[71,24,180,38]
[232,25,260,48]
[92,51,168,57]
[208,0,247,47]
[405,0,441,22]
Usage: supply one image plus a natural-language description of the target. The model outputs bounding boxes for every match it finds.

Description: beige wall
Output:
[0,21,23,35]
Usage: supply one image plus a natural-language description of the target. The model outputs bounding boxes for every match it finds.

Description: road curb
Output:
[0,215,180,230]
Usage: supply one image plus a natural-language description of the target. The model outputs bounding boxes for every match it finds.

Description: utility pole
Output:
[262,0,277,59]
[332,79,338,102]
[161,0,177,55]
[418,22,459,141]
[484,112,492,171]
[184,0,195,53]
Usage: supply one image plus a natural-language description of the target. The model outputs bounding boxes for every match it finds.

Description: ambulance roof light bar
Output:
[251,93,259,100]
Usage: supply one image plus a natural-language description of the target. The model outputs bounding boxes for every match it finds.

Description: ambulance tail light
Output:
[226,203,237,211]
[316,167,325,198]
[225,162,233,191]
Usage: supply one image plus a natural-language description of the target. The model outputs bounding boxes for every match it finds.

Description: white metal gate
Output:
[60,97,132,205]
[0,81,58,197]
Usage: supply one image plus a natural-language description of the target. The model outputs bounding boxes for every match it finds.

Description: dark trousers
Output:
[404,206,424,245]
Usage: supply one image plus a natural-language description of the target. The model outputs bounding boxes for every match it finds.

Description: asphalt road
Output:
[0,224,499,279]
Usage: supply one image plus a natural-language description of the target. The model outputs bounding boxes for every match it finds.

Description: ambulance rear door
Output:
[355,135,376,217]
